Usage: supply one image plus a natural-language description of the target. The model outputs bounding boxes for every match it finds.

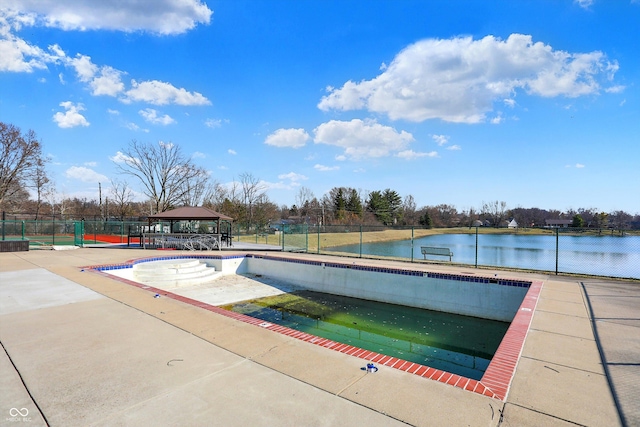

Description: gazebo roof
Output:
[148,207,233,221]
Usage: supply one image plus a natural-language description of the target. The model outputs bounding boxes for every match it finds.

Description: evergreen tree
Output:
[366,191,391,225]
[382,189,403,225]
[334,188,346,221]
[571,214,584,228]
[419,211,433,229]
[346,188,363,219]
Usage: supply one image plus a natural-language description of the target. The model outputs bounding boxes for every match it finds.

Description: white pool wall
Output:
[201,256,247,275]
[115,254,529,322]
[245,256,528,322]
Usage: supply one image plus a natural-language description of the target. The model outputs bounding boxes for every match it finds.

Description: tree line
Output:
[2,122,638,230]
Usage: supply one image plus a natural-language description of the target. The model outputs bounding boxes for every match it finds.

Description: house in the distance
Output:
[545,219,572,228]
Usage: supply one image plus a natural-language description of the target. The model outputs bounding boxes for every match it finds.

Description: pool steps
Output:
[132,259,222,286]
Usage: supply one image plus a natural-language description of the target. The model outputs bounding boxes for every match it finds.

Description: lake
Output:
[328,233,640,279]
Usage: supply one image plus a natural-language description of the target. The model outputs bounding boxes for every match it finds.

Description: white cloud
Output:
[192,151,206,159]
[447,145,462,151]
[68,53,97,82]
[139,108,176,125]
[107,108,119,115]
[124,79,210,106]
[504,98,516,108]
[204,118,229,128]
[432,134,449,146]
[313,119,414,160]
[490,114,504,124]
[265,128,310,148]
[65,166,108,183]
[109,151,136,164]
[278,172,308,182]
[228,149,237,155]
[262,180,299,191]
[90,65,125,96]
[605,85,625,93]
[83,161,97,167]
[125,122,148,133]
[395,150,438,160]
[1,1,213,35]
[0,33,57,72]
[575,163,586,168]
[53,101,89,128]
[1,13,211,106]
[574,0,594,9]
[318,34,618,123]
[314,164,340,172]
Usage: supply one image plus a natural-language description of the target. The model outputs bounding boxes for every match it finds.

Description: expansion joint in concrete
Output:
[1,340,50,426]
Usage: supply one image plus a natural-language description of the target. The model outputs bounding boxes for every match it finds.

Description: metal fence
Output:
[2,220,638,280]
[256,225,639,280]
[0,219,149,246]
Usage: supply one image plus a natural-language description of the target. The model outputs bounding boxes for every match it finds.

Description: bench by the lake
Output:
[421,246,453,262]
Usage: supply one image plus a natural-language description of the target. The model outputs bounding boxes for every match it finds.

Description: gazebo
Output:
[142,206,233,250]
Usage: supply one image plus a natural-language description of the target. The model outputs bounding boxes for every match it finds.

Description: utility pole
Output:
[99,182,103,220]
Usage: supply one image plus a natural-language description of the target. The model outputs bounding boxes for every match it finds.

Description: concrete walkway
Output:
[0,248,636,426]
[581,279,640,426]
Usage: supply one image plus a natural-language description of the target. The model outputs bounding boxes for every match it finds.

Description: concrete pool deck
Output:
[1,248,636,426]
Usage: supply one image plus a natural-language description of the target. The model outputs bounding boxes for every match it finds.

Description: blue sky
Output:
[1,0,639,214]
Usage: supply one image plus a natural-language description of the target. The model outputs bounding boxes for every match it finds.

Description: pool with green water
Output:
[222,290,510,380]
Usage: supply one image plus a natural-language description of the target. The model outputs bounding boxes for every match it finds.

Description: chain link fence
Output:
[2,220,638,280]
[0,219,148,246]
[270,225,638,280]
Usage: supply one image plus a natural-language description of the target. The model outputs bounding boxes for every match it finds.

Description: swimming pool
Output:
[89,253,542,400]
[223,290,510,380]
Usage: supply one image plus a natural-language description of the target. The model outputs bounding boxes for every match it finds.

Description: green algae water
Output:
[222,291,510,380]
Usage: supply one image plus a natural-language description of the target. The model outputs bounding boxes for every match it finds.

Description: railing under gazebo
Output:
[142,233,227,250]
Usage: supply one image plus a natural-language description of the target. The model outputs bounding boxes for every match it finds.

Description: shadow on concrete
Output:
[581,280,640,427]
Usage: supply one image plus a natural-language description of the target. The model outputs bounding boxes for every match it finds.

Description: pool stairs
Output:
[132,259,222,287]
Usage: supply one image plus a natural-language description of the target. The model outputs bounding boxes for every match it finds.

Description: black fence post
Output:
[411,226,414,262]
[475,226,479,268]
[555,227,559,275]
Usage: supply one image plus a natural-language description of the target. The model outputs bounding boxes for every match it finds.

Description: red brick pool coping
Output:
[87,259,543,401]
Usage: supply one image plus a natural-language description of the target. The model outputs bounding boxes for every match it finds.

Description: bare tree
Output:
[110,179,134,220]
[0,122,47,208]
[481,200,508,227]
[252,193,278,228]
[201,181,226,211]
[32,162,51,220]
[295,186,315,214]
[609,210,631,230]
[178,168,211,207]
[113,140,208,213]
[240,172,267,226]
[402,195,417,225]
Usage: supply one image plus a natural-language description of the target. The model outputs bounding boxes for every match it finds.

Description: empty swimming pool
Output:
[91,253,542,399]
